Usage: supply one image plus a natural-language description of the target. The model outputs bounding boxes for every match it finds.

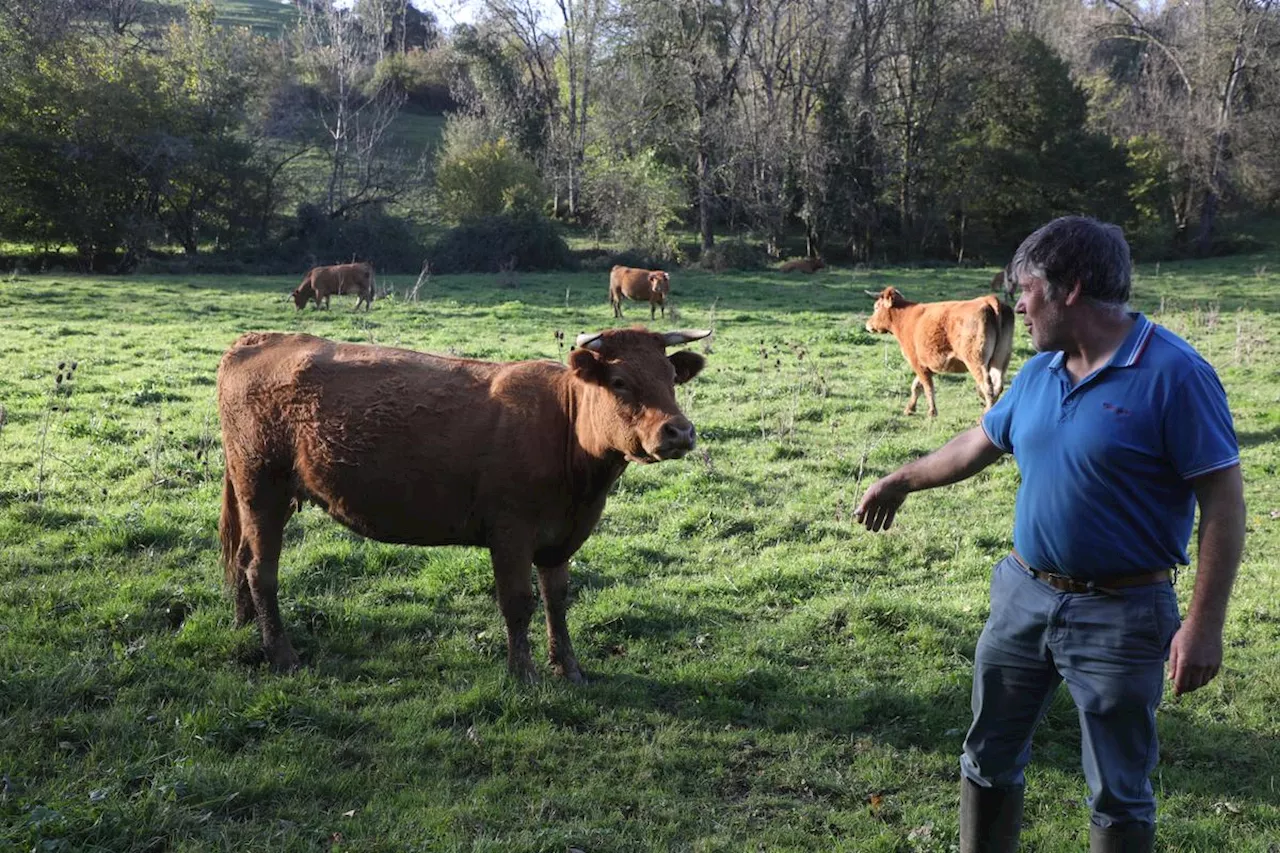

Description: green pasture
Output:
[154,0,301,37]
[1,258,1278,851]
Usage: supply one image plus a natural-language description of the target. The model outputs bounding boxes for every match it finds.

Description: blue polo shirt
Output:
[982,313,1238,579]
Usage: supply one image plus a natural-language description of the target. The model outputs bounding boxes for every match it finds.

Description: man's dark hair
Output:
[1009,216,1132,304]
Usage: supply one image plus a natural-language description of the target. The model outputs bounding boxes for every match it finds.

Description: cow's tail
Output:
[992,300,1015,374]
[219,465,242,591]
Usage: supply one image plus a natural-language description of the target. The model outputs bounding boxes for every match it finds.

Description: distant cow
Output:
[217,327,710,682]
[864,287,1014,417]
[779,257,825,274]
[990,265,1014,302]
[291,262,375,311]
[610,266,670,319]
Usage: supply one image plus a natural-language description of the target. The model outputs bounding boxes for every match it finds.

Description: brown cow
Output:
[864,287,1014,417]
[779,257,825,274]
[217,327,710,682]
[291,262,375,311]
[989,265,1014,302]
[609,266,670,319]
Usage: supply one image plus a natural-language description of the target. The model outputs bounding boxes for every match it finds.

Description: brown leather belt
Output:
[1011,550,1172,594]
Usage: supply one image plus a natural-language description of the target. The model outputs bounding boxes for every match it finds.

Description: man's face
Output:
[1014,273,1065,352]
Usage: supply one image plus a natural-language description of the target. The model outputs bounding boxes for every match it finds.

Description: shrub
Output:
[697,238,766,272]
[282,204,427,272]
[428,212,572,273]
[367,48,457,112]
[434,130,545,224]
[582,149,685,262]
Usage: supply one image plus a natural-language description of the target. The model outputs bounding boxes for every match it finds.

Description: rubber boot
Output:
[1089,822,1155,853]
[959,777,1024,853]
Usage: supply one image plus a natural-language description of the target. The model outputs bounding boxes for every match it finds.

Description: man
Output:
[855,217,1245,852]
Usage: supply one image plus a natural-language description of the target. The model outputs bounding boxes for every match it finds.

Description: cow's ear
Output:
[569,348,609,385]
[669,350,705,385]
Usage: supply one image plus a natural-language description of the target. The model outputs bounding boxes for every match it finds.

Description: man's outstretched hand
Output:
[855,476,909,532]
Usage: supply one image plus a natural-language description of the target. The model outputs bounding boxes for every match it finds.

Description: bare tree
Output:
[298,0,412,219]
[1088,0,1280,252]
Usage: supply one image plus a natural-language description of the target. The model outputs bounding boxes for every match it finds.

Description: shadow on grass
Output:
[1237,425,1280,449]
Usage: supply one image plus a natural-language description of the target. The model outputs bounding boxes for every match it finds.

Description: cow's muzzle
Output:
[653,417,696,460]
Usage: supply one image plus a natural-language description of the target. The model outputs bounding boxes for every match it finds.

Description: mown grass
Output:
[1,258,1278,851]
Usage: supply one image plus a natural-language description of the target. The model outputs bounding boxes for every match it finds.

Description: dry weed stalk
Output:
[36,360,78,503]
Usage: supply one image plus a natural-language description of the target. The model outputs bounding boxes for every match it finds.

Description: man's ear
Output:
[669,350,705,384]
[569,348,609,385]
[1063,279,1085,306]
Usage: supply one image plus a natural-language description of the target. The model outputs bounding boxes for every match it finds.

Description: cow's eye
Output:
[610,376,628,392]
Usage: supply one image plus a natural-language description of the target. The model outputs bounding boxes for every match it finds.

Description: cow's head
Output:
[569,327,709,463]
[864,286,908,333]
[291,281,314,309]
[649,271,671,296]
[811,258,826,271]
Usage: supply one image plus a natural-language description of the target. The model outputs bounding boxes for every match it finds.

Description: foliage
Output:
[1,259,1279,850]
[582,148,686,262]
[697,237,766,271]
[0,1,282,268]
[284,203,426,272]
[937,31,1136,262]
[427,211,571,272]
[367,47,456,112]
[434,132,545,224]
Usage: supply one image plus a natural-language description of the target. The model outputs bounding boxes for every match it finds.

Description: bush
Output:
[582,149,685,262]
[696,238,766,272]
[282,204,427,272]
[428,212,572,273]
[434,130,544,224]
[367,48,457,112]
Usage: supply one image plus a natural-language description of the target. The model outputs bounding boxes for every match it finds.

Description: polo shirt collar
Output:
[1047,312,1154,372]
[1112,313,1155,368]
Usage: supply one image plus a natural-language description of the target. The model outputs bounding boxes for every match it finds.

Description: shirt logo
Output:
[1101,402,1132,417]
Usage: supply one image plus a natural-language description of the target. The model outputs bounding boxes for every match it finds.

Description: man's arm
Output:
[1169,464,1246,696]
[855,426,1006,532]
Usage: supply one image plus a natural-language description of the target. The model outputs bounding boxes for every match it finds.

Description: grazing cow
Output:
[989,265,1014,302]
[291,262,375,311]
[217,327,710,682]
[864,287,1014,417]
[779,257,825,274]
[609,266,670,319]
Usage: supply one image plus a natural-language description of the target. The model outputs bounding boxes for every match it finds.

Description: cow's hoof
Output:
[508,663,539,684]
[267,648,301,674]
[554,663,586,685]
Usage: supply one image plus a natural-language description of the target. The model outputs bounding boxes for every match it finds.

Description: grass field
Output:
[1,257,1278,851]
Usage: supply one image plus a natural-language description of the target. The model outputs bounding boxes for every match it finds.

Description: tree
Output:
[1079,0,1280,253]
[297,0,414,220]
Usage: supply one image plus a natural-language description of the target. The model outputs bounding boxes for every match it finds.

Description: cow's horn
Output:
[661,329,712,347]
[864,289,880,298]
[575,331,605,350]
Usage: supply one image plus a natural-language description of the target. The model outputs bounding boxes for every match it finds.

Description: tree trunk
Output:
[698,140,715,251]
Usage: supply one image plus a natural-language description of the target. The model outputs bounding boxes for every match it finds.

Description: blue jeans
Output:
[960,555,1182,828]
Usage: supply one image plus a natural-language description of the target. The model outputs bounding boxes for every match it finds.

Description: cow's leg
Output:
[989,365,1005,401]
[650,301,656,320]
[490,542,538,682]
[238,486,299,672]
[968,362,996,410]
[910,372,939,417]
[232,539,256,627]
[537,562,583,684]
[660,301,665,319]
[905,375,923,415]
